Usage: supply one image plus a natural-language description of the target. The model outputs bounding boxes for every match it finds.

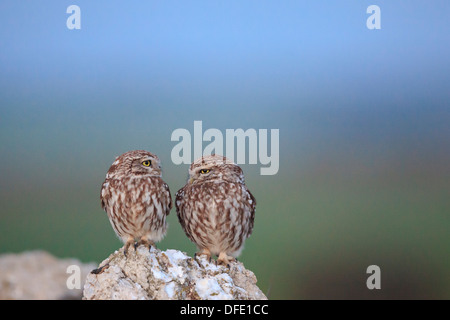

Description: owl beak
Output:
[189,177,194,184]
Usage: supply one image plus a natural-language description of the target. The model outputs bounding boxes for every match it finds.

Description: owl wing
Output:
[162,181,172,215]
[175,186,188,234]
[242,184,256,237]
[145,176,172,217]
[175,185,202,245]
[210,181,256,246]
[100,179,111,212]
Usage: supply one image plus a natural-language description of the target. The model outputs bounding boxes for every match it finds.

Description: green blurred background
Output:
[1,1,449,299]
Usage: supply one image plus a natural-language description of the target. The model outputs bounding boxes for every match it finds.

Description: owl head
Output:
[105,150,163,179]
[188,154,245,185]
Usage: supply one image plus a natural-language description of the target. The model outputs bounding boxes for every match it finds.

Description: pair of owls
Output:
[100,150,256,265]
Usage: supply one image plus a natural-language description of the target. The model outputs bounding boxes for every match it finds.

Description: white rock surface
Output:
[0,250,96,300]
[83,246,267,300]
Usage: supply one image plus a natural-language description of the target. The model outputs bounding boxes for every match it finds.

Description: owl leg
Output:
[194,248,212,263]
[217,252,235,267]
[123,237,135,257]
[135,237,155,251]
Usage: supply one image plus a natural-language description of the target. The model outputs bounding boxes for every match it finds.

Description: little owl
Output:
[175,154,256,266]
[100,150,172,256]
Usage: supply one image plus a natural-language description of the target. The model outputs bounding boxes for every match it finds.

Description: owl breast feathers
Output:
[175,154,256,265]
[100,150,172,255]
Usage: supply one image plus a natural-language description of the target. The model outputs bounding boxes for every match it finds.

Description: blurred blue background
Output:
[0,1,449,299]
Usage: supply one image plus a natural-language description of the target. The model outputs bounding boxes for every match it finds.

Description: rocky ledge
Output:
[0,250,96,300]
[83,245,267,300]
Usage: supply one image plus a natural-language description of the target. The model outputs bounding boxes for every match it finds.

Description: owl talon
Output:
[195,249,212,265]
[135,238,154,251]
[124,239,135,257]
[194,253,204,266]
[217,252,235,267]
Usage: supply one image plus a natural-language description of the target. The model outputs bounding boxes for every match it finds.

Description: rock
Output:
[83,245,267,300]
[0,250,97,300]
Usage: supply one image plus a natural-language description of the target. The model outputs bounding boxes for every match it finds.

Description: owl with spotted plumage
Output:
[175,154,256,266]
[100,150,172,256]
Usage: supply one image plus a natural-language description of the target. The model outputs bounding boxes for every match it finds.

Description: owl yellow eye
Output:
[199,169,210,174]
[142,160,152,167]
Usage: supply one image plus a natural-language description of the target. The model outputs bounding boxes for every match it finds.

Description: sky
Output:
[1,1,449,179]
